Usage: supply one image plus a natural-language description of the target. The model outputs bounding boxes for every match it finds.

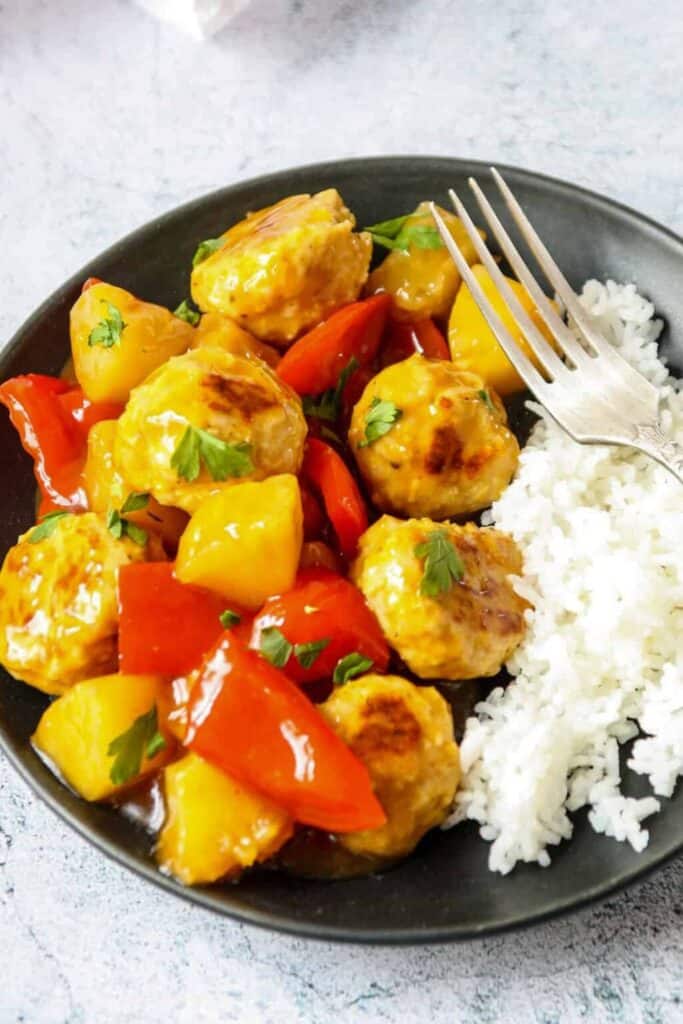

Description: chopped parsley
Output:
[219,609,241,628]
[260,627,292,668]
[414,529,465,598]
[173,299,200,326]
[365,214,443,253]
[333,652,373,686]
[106,508,148,547]
[478,389,495,412]
[171,426,253,483]
[120,491,150,514]
[87,300,127,349]
[192,237,223,268]
[28,511,71,544]
[107,705,166,785]
[358,397,402,447]
[294,638,330,669]
[302,357,359,423]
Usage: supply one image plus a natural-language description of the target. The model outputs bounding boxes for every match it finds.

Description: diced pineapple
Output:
[157,753,293,885]
[32,674,174,801]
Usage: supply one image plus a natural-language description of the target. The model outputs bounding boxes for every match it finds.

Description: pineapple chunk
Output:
[32,674,173,801]
[157,753,293,885]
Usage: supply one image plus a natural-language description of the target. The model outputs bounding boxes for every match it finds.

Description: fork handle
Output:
[631,422,683,484]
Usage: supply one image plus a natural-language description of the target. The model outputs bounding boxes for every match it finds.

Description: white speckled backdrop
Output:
[1,1,682,1020]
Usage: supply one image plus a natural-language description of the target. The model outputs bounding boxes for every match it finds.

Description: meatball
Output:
[191,313,280,369]
[0,512,144,695]
[348,354,519,520]
[352,516,528,680]
[114,346,307,513]
[190,189,372,346]
[320,674,460,860]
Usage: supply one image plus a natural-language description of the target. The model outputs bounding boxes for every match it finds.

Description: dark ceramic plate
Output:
[1,157,681,943]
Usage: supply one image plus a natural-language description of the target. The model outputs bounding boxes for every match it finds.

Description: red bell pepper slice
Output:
[302,438,368,560]
[380,318,450,367]
[277,294,391,395]
[118,562,249,676]
[299,483,325,540]
[57,388,124,441]
[250,569,389,685]
[0,374,88,510]
[186,632,387,832]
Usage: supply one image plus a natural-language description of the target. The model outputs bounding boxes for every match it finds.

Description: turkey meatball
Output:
[352,516,528,680]
[0,513,144,695]
[349,354,519,519]
[190,189,372,346]
[320,674,460,860]
[114,346,307,513]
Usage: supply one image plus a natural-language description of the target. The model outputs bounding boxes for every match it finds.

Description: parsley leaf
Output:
[28,511,71,544]
[365,215,444,253]
[219,609,241,628]
[107,705,166,785]
[120,491,150,514]
[171,426,254,483]
[414,529,465,598]
[106,508,148,547]
[358,397,402,447]
[87,300,127,349]
[478,389,495,413]
[302,357,359,423]
[294,638,330,670]
[333,652,373,685]
[174,299,200,326]
[260,627,293,668]
[192,237,223,268]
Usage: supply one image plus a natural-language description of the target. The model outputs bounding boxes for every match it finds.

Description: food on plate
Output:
[32,673,174,800]
[4,187,670,890]
[365,201,482,321]
[0,512,146,694]
[157,753,293,885]
[448,264,553,395]
[349,354,519,519]
[70,281,194,403]
[190,189,372,345]
[320,674,460,858]
[176,474,303,608]
[114,345,306,513]
[352,515,528,680]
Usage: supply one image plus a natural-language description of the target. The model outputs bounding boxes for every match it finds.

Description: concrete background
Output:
[1,1,681,1020]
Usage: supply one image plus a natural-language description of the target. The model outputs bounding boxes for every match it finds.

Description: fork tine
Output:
[428,202,550,400]
[464,178,593,369]
[447,186,567,380]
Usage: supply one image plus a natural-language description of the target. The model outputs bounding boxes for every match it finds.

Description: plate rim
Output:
[1,154,682,944]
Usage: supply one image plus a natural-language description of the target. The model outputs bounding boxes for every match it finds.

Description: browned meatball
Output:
[348,354,519,520]
[352,515,529,680]
[320,674,460,860]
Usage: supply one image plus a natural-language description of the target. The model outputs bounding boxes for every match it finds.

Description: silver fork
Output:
[429,169,683,484]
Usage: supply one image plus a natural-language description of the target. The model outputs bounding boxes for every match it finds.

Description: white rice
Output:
[444,280,683,874]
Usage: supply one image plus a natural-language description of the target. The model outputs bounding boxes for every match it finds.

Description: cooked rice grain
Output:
[445,281,683,874]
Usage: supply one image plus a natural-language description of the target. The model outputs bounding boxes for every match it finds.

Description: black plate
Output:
[1,157,681,943]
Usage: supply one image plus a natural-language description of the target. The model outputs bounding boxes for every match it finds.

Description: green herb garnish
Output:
[302,357,359,423]
[358,397,402,447]
[174,299,200,326]
[106,508,148,547]
[219,609,241,628]
[28,510,71,544]
[87,300,127,349]
[478,389,495,412]
[294,638,330,670]
[171,426,253,483]
[120,491,150,514]
[414,529,465,598]
[260,627,293,668]
[192,237,223,268]
[365,215,443,253]
[333,652,373,686]
[107,706,165,786]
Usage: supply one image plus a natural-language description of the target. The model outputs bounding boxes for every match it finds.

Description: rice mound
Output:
[445,280,683,874]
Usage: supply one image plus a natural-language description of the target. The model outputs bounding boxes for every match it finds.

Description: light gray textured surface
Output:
[1,0,682,1020]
